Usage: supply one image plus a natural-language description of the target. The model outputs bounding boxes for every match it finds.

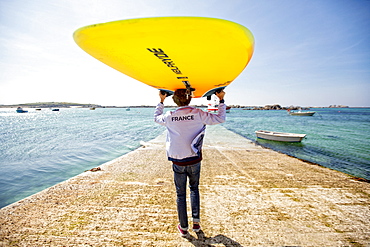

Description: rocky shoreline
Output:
[0,102,350,110]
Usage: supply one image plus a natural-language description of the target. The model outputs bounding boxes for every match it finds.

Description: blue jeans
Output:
[173,162,201,230]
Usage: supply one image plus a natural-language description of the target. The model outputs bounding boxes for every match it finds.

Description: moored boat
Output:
[288,110,315,116]
[207,102,231,113]
[207,102,218,113]
[255,130,306,142]
[16,107,28,113]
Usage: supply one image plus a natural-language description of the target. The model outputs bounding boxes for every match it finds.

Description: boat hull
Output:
[255,130,306,142]
[289,111,315,116]
[207,106,231,113]
[16,108,28,113]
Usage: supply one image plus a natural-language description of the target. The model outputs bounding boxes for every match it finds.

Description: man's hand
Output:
[215,90,225,100]
[159,91,167,103]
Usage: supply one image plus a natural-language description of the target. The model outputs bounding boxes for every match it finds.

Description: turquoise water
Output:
[0,108,164,208]
[1,107,369,208]
[223,108,370,181]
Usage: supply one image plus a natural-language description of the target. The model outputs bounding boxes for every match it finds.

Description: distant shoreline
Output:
[0,102,365,109]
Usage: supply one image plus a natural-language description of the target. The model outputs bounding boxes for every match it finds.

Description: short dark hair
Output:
[173,89,192,106]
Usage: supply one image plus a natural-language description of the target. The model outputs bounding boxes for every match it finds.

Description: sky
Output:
[0,0,369,107]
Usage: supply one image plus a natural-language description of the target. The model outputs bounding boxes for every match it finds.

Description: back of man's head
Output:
[173,89,192,106]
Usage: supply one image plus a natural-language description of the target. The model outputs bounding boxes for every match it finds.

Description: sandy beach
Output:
[0,125,369,246]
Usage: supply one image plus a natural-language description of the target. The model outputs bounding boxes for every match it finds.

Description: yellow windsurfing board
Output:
[73,17,254,98]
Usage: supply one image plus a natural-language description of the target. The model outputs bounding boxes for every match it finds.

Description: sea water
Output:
[0,108,164,208]
[0,107,369,208]
[223,108,370,181]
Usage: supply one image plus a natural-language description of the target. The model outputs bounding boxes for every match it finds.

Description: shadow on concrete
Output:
[185,230,242,247]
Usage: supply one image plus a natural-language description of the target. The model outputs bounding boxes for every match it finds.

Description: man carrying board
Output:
[154,89,226,237]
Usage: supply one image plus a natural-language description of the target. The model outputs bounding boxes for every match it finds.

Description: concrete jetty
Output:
[0,125,369,246]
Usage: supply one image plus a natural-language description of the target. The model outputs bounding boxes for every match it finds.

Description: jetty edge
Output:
[0,125,369,246]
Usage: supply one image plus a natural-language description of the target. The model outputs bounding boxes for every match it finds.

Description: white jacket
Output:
[154,103,226,164]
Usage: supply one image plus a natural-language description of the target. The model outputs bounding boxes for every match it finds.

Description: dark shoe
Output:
[178,224,189,237]
[192,223,201,232]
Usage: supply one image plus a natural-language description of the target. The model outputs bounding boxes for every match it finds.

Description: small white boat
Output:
[207,102,231,113]
[255,130,306,142]
[207,102,218,113]
[288,110,315,116]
